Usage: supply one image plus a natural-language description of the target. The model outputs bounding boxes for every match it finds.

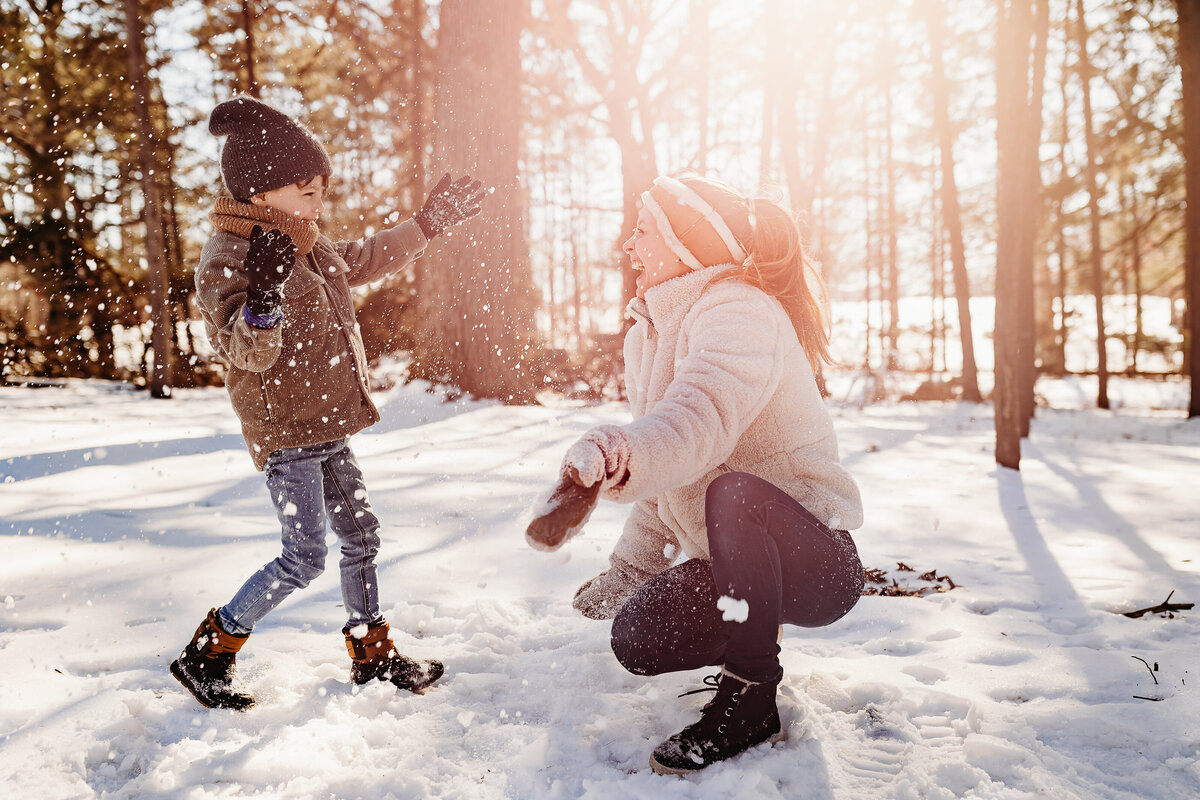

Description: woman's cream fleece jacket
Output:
[603,264,863,575]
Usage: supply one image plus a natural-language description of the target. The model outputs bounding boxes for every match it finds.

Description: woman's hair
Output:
[677,175,833,372]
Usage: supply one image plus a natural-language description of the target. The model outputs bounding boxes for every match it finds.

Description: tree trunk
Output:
[1019,0,1049,434]
[773,9,806,222]
[1053,6,1074,377]
[412,0,540,402]
[240,0,259,96]
[124,0,173,397]
[544,1,657,306]
[1051,27,1072,377]
[1177,0,1200,417]
[615,110,658,304]
[409,0,428,200]
[862,107,875,372]
[1124,179,1145,372]
[692,0,710,172]
[1076,0,1109,409]
[930,157,945,376]
[805,40,838,259]
[995,0,1041,468]
[759,0,781,187]
[924,0,982,401]
[884,56,900,371]
[568,174,584,347]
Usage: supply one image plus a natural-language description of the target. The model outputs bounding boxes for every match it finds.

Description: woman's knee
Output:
[610,561,719,677]
[705,471,773,527]
[706,470,756,504]
[610,610,665,676]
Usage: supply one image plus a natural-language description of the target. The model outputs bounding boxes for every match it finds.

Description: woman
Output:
[556,175,865,774]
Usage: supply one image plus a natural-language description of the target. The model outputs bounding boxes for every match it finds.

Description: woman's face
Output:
[622,206,689,299]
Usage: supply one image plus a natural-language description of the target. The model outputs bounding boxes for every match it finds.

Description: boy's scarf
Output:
[209,197,320,256]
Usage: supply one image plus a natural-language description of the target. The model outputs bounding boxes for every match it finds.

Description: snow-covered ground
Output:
[1,375,1197,799]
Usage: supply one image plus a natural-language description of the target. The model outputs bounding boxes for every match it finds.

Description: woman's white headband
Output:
[639,176,747,271]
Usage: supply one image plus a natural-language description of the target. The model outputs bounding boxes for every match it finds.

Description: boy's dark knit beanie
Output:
[209,95,332,202]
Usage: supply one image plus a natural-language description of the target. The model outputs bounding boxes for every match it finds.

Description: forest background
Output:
[3,0,1200,469]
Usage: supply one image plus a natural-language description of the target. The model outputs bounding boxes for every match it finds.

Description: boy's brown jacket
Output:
[195,220,427,470]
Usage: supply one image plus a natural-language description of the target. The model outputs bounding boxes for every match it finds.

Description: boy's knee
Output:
[281,548,326,586]
[338,526,380,560]
[293,561,325,587]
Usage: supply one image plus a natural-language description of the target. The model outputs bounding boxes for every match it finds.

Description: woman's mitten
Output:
[525,469,601,552]
[562,425,631,490]
[572,554,655,620]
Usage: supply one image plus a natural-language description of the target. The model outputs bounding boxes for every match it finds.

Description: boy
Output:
[171,95,485,710]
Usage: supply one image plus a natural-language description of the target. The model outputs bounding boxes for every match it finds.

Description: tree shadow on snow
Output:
[1022,439,1199,595]
[0,434,248,483]
[994,467,1092,625]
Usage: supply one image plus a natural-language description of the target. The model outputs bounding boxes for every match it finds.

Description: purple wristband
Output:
[243,305,283,329]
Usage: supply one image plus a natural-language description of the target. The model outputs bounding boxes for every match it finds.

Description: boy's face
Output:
[251,176,327,222]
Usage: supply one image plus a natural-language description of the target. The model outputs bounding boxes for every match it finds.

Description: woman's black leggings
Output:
[610,472,864,684]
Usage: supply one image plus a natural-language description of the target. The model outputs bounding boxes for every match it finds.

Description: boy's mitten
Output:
[563,425,631,491]
[525,468,602,552]
[415,174,486,239]
[572,554,655,620]
[244,224,297,317]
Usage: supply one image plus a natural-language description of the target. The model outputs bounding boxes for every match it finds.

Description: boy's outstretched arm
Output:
[337,173,487,287]
[413,174,486,240]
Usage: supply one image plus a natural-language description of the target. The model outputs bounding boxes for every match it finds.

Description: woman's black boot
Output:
[650,669,782,775]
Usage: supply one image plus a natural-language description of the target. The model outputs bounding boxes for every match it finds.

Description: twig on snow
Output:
[1131,655,1159,685]
[1122,590,1194,619]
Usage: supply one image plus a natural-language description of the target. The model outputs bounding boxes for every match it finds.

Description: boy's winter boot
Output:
[344,621,444,693]
[649,668,783,775]
[170,608,254,711]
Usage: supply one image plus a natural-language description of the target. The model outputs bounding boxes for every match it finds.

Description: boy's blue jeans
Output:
[218,438,382,636]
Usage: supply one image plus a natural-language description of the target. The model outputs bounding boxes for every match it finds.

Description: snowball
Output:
[717,595,749,623]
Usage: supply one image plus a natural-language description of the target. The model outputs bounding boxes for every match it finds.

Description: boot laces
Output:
[677,672,721,699]
[678,673,744,735]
